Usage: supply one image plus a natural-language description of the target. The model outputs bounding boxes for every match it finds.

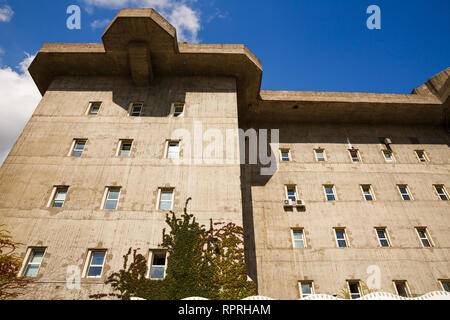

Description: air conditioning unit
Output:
[384,138,392,145]
[296,199,306,207]
[283,199,294,207]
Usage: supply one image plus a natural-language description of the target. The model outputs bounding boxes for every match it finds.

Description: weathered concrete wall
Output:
[0,75,243,300]
[241,121,450,299]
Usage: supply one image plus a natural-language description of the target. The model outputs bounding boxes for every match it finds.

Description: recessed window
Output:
[118,139,133,157]
[361,185,374,201]
[129,103,143,116]
[376,228,391,247]
[148,251,167,279]
[285,185,297,202]
[51,186,68,208]
[324,185,336,201]
[440,280,450,292]
[349,149,361,163]
[415,150,428,163]
[314,149,326,162]
[104,187,120,210]
[86,250,106,278]
[347,281,361,299]
[382,150,394,163]
[416,227,432,247]
[87,102,101,115]
[158,189,174,211]
[334,228,348,248]
[173,103,185,118]
[292,229,306,249]
[280,149,291,162]
[394,281,410,297]
[166,141,180,159]
[71,139,86,157]
[299,281,314,299]
[398,185,412,201]
[23,248,45,277]
[434,185,449,201]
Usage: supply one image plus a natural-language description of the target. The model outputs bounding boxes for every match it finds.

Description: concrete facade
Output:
[0,8,449,299]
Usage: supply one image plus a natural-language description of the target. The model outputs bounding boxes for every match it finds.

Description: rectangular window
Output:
[440,280,450,292]
[394,281,410,297]
[159,189,174,211]
[314,149,326,162]
[86,250,106,278]
[398,185,412,201]
[324,185,336,201]
[23,248,45,277]
[434,185,449,201]
[149,251,167,279]
[166,141,180,159]
[376,228,390,247]
[335,228,348,248]
[415,150,428,163]
[349,149,361,163]
[361,185,374,201]
[51,186,68,208]
[416,227,432,247]
[292,229,305,249]
[347,281,361,299]
[71,139,86,157]
[118,139,133,157]
[173,103,185,117]
[280,149,291,162]
[382,150,394,163]
[88,102,101,115]
[286,186,297,202]
[299,281,314,299]
[104,187,120,210]
[130,103,143,116]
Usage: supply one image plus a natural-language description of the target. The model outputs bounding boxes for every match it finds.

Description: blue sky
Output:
[0,0,449,164]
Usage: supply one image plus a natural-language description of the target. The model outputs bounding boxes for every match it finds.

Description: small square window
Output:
[416,227,432,247]
[376,228,390,247]
[382,150,394,163]
[440,280,450,292]
[349,149,361,163]
[434,185,449,201]
[314,149,326,162]
[398,185,412,201]
[285,186,297,202]
[118,140,133,157]
[299,281,314,299]
[130,103,143,116]
[149,251,167,279]
[394,281,410,297]
[71,139,86,157]
[280,149,291,162]
[166,141,180,159]
[361,185,374,201]
[324,185,336,201]
[292,230,305,249]
[159,189,174,211]
[347,281,361,299]
[88,102,101,115]
[23,248,45,278]
[335,229,348,248]
[173,103,185,118]
[51,186,68,208]
[104,187,120,210]
[415,150,428,163]
[86,250,106,278]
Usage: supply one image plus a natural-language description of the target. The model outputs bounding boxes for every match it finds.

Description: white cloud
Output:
[82,0,201,42]
[0,5,14,22]
[90,18,111,29]
[0,53,41,166]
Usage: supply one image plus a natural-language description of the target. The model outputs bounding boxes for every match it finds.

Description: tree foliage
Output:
[0,225,33,300]
[91,198,256,300]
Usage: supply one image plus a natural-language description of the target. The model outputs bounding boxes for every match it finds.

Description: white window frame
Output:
[157,188,175,211]
[397,185,413,201]
[439,280,450,292]
[334,228,348,248]
[102,187,121,210]
[47,186,69,208]
[348,148,361,163]
[86,101,101,115]
[298,281,314,299]
[393,280,411,297]
[415,227,433,248]
[285,185,298,202]
[83,249,107,279]
[279,149,291,162]
[382,150,395,163]
[360,185,375,201]
[116,139,133,157]
[129,102,143,117]
[172,102,185,118]
[375,228,391,247]
[314,149,326,162]
[434,185,449,201]
[69,139,87,157]
[415,150,428,163]
[347,281,362,299]
[323,185,337,201]
[147,250,168,280]
[20,247,46,278]
[292,229,306,249]
[165,140,181,159]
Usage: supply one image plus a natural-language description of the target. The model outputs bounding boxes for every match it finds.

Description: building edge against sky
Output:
[0,8,449,299]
